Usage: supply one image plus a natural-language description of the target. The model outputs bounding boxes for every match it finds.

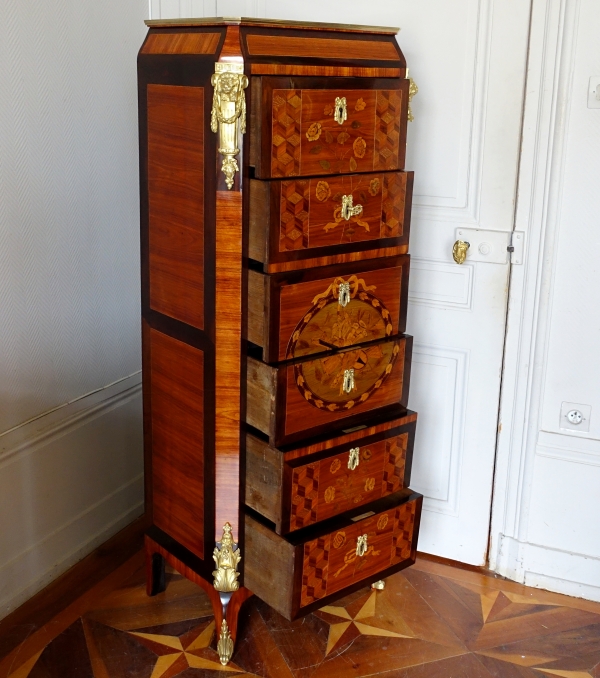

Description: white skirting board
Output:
[0,373,144,620]
[495,535,600,603]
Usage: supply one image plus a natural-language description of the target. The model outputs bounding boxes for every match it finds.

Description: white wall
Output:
[0,1,148,618]
[492,0,600,601]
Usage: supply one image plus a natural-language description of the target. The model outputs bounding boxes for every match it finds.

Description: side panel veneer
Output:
[147,84,205,329]
[150,329,205,559]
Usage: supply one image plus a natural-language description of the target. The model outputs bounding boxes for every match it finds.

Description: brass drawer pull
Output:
[356,534,368,557]
[341,194,363,221]
[348,447,360,470]
[342,368,355,394]
[334,96,347,125]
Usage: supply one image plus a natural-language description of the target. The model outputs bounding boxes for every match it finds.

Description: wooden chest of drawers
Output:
[138,17,422,666]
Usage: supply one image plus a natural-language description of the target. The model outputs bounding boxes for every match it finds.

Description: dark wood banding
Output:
[262,246,410,274]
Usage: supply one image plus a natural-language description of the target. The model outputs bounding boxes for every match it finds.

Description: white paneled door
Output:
[151,0,532,565]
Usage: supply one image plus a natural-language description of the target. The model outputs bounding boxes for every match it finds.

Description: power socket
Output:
[559,402,591,432]
[588,77,600,109]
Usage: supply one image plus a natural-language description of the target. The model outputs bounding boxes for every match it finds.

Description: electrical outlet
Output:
[559,402,591,432]
[588,77,600,109]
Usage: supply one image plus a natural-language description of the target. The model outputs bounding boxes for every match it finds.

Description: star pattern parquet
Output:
[2,554,600,678]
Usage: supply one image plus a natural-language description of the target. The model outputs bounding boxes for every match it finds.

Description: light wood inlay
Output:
[278,265,404,361]
[142,32,221,54]
[7,542,600,676]
[246,34,400,61]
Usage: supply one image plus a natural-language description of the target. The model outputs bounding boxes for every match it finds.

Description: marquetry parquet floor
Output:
[1,552,600,678]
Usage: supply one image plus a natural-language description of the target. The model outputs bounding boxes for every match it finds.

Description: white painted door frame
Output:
[490,0,582,582]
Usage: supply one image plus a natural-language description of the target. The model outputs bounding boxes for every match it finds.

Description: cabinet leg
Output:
[146,549,166,596]
[144,535,252,665]
[214,588,253,665]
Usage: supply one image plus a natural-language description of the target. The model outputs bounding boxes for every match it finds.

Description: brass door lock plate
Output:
[454,228,525,265]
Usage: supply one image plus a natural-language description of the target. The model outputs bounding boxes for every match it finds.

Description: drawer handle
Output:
[338,281,351,307]
[334,96,347,125]
[342,368,355,394]
[341,194,363,221]
[348,447,360,470]
[356,534,368,557]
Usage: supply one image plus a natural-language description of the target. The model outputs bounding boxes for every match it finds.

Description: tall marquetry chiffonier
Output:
[138,17,422,666]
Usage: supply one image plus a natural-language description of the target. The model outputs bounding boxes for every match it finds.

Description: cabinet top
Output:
[144,16,399,35]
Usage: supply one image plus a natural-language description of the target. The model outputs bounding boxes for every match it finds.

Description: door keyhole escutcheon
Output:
[334,96,347,125]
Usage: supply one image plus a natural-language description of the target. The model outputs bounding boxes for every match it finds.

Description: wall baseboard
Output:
[495,535,600,603]
[0,514,148,663]
[0,374,144,621]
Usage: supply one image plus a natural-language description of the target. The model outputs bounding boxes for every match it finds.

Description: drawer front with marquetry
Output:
[248,256,409,363]
[245,413,417,534]
[252,77,409,179]
[248,171,413,268]
[244,491,422,620]
[289,432,411,531]
[247,335,412,446]
[301,495,420,606]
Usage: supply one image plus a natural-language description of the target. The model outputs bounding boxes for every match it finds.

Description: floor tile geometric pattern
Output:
[2,553,600,678]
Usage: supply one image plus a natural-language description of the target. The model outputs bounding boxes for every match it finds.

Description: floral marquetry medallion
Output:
[293,339,401,413]
[286,276,393,360]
